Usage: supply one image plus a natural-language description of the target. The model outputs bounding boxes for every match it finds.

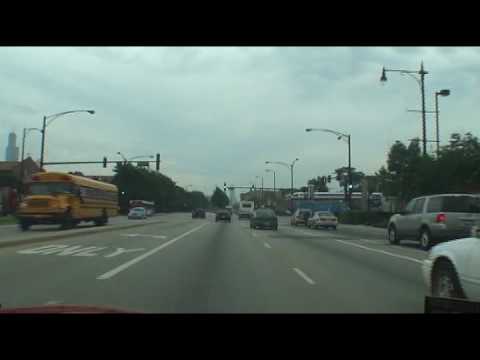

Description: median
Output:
[338,211,393,229]
[0,218,165,250]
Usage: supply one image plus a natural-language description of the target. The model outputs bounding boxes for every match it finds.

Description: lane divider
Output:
[97,222,209,280]
[293,268,315,285]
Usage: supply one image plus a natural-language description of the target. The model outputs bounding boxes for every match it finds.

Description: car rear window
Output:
[256,209,275,217]
[441,196,480,213]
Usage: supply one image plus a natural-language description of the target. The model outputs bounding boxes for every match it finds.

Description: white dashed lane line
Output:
[264,243,272,249]
[293,268,316,285]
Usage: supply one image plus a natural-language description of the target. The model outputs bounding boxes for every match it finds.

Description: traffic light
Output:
[156,153,160,171]
[327,175,331,183]
[224,182,227,192]
[103,157,107,168]
[251,185,255,191]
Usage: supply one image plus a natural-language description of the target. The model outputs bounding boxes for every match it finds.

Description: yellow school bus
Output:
[16,172,119,230]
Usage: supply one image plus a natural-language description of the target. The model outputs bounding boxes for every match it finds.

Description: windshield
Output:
[4,46,479,314]
[28,182,74,196]
[255,209,275,217]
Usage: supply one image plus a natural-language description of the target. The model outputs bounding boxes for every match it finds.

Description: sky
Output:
[1,46,479,196]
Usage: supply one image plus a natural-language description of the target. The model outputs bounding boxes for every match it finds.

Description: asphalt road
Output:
[0,213,428,313]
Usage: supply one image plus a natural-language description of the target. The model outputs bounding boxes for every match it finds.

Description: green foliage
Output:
[111,164,208,213]
[307,176,329,192]
[378,132,480,202]
[211,187,229,208]
[334,167,365,191]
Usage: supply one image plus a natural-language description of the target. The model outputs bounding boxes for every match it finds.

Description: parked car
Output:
[387,194,480,250]
[192,208,206,218]
[423,225,480,301]
[307,211,338,230]
[215,209,231,222]
[250,208,278,230]
[290,209,312,226]
[128,207,147,220]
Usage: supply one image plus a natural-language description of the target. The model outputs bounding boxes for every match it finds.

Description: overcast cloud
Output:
[1,46,479,195]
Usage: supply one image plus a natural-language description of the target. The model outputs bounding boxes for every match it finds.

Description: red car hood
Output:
[0,305,135,313]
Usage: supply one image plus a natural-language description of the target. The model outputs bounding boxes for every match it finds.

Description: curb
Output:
[0,219,165,250]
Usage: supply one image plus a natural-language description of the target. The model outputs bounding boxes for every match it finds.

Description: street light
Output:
[256,175,264,205]
[265,169,276,194]
[40,109,95,168]
[19,127,42,193]
[380,62,428,155]
[116,152,128,165]
[265,158,299,199]
[435,89,451,157]
[306,128,352,209]
[129,155,154,161]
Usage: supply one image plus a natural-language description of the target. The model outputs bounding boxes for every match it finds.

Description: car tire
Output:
[419,228,433,251]
[387,225,400,245]
[431,260,465,299]
[61,209,75,230]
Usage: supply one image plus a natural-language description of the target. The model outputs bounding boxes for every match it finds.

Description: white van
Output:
[239,201,255,219]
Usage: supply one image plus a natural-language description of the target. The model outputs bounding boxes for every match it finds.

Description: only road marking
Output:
[97,223,209,280]
[335,239,423,264]
[293,268,315,285]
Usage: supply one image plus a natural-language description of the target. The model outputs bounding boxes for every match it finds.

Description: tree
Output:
[376,132,480,202]
[111,163,207,213]
[210,187,229,208]
[307,177,329,192]
[334,167,365,192]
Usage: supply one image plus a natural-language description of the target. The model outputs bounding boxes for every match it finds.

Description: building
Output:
[0,157,42,214]
[4,132,19,161]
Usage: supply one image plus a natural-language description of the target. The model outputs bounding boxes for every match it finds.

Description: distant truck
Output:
[238,200,254,219]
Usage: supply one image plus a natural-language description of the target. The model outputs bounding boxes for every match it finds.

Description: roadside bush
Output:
[339,211,392,228]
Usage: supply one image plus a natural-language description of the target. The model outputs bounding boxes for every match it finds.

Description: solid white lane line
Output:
[334,239,423,264]
[360,239,381,244]
[293,268,315,285]
[264,243,272,249]
[97,223,209,280]
[44,300,62,305]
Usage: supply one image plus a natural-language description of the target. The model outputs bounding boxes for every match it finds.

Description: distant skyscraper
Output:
[5,132,19,161]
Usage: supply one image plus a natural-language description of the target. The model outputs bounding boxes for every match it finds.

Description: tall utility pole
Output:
[420,62,427,156]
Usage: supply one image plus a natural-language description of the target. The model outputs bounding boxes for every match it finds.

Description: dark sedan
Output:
[192,208,206,218]
[215,209,231,222]
[250,208,278,230]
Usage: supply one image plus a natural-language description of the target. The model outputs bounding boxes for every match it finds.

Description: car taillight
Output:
[436,213,446,223]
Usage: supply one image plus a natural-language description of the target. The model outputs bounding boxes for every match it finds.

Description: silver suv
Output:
[387,194,480,250]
